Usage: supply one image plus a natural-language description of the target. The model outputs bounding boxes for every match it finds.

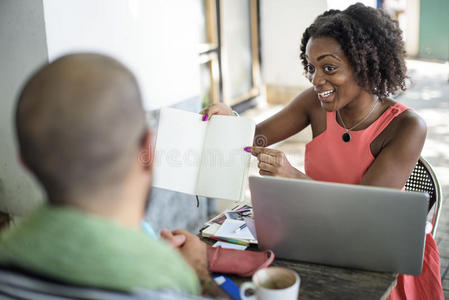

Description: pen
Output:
[233,223,247,233]
[235,209,252,216]
[236,208,252,213]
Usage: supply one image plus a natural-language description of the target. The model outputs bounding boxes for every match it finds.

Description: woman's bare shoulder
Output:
[288,87,322,113]
[286,87,325,137]
[392,102,426,139]
[362,101,427,187]
[383,100,427,146]
[290,86,318,104]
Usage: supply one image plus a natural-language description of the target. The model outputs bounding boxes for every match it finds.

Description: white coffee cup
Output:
[240,267,300,300]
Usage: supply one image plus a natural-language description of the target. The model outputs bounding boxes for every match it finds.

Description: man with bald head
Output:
[0,53,210,296]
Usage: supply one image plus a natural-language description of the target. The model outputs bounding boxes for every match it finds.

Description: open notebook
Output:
[153,108,256,201]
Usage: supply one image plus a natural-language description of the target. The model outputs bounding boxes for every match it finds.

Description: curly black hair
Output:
[299,3,407,99]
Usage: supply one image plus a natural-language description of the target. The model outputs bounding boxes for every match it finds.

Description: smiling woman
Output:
[201,2,443,299]
[204,3,426,190]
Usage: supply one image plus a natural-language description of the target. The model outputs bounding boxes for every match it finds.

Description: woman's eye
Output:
[306,64,315,73]
[324,65,336,73]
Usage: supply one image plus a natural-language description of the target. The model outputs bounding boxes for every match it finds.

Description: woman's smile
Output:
[316,89,335,103]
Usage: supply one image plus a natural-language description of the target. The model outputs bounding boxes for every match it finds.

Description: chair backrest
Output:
[404,157,442,237]
[0,266,206,300]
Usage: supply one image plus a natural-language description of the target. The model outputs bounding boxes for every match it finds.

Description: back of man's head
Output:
[16,53,147,203]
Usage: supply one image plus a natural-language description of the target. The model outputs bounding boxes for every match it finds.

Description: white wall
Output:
[0,0,203,216]
[260,0,377,89]
[405,0,420,57]
[0,0,48,215]
[326,0,376,10]
[220,0,253,101]
[43,0,201,110]
[260,0,328,89]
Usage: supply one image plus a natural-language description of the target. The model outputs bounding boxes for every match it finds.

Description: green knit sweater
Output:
[0,205,200,295]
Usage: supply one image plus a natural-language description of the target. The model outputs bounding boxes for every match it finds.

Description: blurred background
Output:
[0,0,448,289]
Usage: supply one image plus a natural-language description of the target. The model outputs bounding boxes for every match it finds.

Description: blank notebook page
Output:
[153,108,206,195]
[196,115,255,201]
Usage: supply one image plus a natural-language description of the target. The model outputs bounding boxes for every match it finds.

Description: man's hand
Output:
[169,229,208,272]
[160,229,225,297]
[160,228,186,248]
[246,146,309,179]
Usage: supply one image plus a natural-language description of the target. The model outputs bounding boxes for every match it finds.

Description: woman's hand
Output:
[200,103,234,121]
[245,146,309,179]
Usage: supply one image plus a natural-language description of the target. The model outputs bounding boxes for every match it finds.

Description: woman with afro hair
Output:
[202,3,442,299]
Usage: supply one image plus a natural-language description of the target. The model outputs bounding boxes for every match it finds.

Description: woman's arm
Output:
[255,87,317,147]
[245,88,319,179]
[200,87,318,146]
[360,111,427,189]
[201,88,319,179]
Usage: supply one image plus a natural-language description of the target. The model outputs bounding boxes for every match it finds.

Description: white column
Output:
[0,0,48,215]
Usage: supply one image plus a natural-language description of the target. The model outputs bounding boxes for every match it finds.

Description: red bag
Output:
[207,245,275,277]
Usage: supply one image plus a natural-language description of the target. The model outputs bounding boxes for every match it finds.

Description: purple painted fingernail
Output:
[244,147,251,152]
[202,114,208,121]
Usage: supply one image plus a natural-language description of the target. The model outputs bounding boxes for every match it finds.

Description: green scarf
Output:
[0,205,200,295]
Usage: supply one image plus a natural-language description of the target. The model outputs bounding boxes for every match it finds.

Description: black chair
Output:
[404,157,442,237]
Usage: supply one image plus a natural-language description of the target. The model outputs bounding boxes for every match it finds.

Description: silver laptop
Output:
[249,176,428,275]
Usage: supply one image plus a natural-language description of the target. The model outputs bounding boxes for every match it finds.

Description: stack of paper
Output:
[200,204,257,248]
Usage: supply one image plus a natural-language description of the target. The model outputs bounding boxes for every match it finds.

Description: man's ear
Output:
[139,129,154,171]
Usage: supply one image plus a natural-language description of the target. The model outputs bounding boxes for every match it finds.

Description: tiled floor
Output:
[232,59,449,297]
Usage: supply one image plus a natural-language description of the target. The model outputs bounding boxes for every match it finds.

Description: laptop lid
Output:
[249,176,428,275]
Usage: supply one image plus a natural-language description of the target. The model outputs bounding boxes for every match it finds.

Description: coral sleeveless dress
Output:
[304,102,444,300]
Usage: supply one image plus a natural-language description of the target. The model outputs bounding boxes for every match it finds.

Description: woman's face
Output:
[305,36,365,112]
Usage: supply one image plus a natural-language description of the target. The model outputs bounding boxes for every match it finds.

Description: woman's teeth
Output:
[318,90,335,98]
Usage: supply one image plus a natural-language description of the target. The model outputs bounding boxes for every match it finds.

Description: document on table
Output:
[214,219,255,241]
[213,241,248,250]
